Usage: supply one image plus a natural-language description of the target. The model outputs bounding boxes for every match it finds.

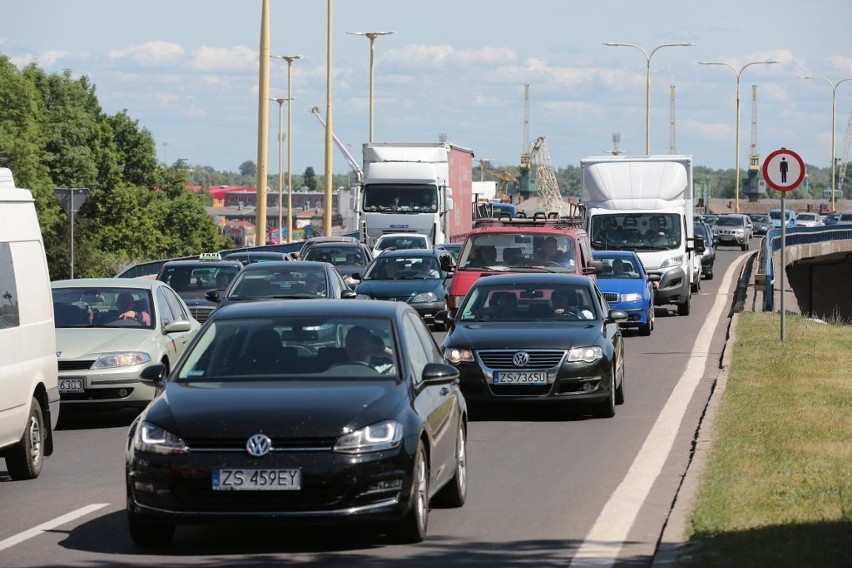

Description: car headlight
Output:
[567,346,603,364]
[334,420,403,454]
[92,352,151,369]
[658,255,683,269]
[621,293,643,303]
[444,348,474,364]
[411,291,438,303]
[134,422,189,455]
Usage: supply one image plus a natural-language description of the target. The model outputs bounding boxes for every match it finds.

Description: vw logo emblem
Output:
[513,351,529,367]
[246,434,272,457]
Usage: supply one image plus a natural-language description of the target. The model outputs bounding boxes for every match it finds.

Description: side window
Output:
[163,288,189,321]
[157,288,178,324]
[0,243,20,328]
[412,313,442,362]
[404,313,430,381]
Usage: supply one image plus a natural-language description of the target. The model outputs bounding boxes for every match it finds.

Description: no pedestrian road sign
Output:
[762,148,805,192]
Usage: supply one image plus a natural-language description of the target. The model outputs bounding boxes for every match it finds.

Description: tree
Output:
[239,160,257,177]
[303,166,318,191]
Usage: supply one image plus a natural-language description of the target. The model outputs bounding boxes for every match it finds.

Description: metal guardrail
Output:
[758,224,852,311]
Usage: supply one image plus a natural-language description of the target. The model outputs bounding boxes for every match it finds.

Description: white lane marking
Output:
[0,503,109,552]
[570,255,747,567]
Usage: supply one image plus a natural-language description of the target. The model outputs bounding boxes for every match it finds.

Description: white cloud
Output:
[384,44,517,69]
[109,41,186,66]
[9,50,67,68]
[191,45,256,71]
[544,100,604,121]
[681,118,731,140]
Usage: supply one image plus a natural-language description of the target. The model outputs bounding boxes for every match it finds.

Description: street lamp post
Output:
[604,42,694,155]
[799,75,852,213]
[348,31,394,143]
[699,59,778,213]
[272,54,302,242]
[269,97,295,243]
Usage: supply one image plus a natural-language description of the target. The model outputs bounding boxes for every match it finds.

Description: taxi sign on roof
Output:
[199,252,222,261]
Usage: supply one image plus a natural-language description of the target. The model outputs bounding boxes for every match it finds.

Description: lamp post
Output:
[699,59,778,213]
[348,31,394,143]
[799,75,852,213]
[604,42,694,155]
[269,96,295,243]
[272,54,302,242]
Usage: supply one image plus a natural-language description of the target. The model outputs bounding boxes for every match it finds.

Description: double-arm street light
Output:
[271,54,302,242]
[348,31,394,143]
[799,75,852,213]
[699,59,778,213]
[604,42,694,155]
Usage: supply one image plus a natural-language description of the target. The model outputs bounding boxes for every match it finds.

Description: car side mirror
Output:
[584,260,603,275]
[205,290,220,302]
[421,362,459,385]
[140,363,168,387]
[606,309,628,323]
[434,309,454,330]
[647,273,661,282]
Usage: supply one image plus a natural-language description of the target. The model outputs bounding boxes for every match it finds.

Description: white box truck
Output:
[359,142,474,248]
[580,155,703,316]
[0,168,60,479]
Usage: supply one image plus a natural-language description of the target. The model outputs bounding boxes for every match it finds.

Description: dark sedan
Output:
[437,273,627,418]
[126,300,467,545]
[156,257,243,324]
[206,260,356,311]
[301,241,373,288]
[354,249,455,330]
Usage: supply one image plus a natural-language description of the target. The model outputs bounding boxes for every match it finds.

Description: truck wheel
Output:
[5,397,45,480]
[677,295,691,316]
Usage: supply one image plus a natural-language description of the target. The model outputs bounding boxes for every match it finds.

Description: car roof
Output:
[52,277,166,290]
[592,250,641,259]
[466,272,593,288]
[209,298,410,321]
[307,241,366,249]
[240,260,328,272]
[378,248,443,259]
[159,259,243,268]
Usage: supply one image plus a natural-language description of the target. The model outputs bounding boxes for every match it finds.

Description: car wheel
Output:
[5,397,45,480]
[691,275,701,293]
[639,306,653,336]
[615,357,625,405]
[127,510,175,546]
[677,294,691,316]
[706,266,714,280]
[433,421,467,508]
[388,440,429,543]
[741,241,748,251]
[593,374,616,418]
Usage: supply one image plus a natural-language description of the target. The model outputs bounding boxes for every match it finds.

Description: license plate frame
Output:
[493,371,547,385]
[59,377,85,393]
[212,468,302,491]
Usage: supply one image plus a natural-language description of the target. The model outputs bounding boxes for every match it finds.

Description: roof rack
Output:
[472,211,585,230]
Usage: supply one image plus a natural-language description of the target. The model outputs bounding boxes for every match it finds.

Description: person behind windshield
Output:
[390,196,401,211]
[535,236,562,263]
[469,245,497,267]
[596,218,624,242]
[483,292,516,320]
[115,292,151,325]
[645,217,669,241]
[342,326,375,366]
[379,260,399,279]
[551,289,594,319]
[421,192,436,211]
[612,259,627,276]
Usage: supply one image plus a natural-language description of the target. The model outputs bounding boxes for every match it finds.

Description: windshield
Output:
[376,235,428,252]
[176,316,399,380]
[594,256,644,279]
[160,264,240,293]
[228,267,327,299]
[458,283,597,322]
[363,255,441,280]
[715,216,745,227]
[769,210,793,220]
[362,184,437,213]
[457,232,578,270]
[590,213,682,251]
[52,287,155,329]
[303,245,368,267]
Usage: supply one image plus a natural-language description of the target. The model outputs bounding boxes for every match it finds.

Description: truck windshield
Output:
[363,184,437,213]
[590,213,682,250]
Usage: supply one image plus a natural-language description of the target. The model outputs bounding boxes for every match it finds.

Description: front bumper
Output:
[58,365,156,409]
[126,443,416,524]
[647,267,689,307]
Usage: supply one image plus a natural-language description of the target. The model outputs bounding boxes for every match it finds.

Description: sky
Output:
[4,0,852,181]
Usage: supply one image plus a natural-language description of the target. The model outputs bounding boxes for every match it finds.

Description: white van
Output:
[0,167,60,479]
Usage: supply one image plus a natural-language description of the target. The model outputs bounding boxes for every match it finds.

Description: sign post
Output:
[55,188,90,279]
[762,148,805,341]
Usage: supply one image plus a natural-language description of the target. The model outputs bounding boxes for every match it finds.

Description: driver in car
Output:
[342,326,377,366]
[115,292,151,325]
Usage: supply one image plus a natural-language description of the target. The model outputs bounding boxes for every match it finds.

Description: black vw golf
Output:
[438,273,627,418]
[126,300,467,545]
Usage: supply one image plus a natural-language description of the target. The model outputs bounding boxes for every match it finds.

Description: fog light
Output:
[363,478,403,496]
[133,480,155,493]
[118,388,129,398]
[583,382,595,392]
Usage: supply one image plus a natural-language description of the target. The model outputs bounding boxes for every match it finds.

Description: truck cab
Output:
[447,213,597,313]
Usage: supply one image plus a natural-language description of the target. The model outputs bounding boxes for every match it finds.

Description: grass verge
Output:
[682,312,852,567]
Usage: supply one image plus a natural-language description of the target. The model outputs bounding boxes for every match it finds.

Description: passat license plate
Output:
[59,377,85,393]
[493,371,547,385]
[212,469,302,491]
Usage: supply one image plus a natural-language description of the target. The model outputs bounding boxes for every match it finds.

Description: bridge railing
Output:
[758,224,852,311]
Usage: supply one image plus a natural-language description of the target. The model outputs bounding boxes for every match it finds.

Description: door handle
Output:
[440,387,450,396]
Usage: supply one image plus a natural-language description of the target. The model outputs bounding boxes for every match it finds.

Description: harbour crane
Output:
[309,106,363,183]
[529,136,567,215]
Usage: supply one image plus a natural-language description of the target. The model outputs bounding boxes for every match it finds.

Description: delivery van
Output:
[0,167,60,479]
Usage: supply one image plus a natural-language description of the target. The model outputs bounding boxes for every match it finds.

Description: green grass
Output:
[682,313,852,567]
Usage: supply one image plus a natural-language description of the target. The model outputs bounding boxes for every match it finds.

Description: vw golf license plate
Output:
[213,468,301,491]
[493,371,547,385]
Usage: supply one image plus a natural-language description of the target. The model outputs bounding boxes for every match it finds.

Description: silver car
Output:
[794,212,824,227]
[712,214,753,250]
[51,278,200,411]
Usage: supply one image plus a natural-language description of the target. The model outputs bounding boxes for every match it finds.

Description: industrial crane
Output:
[529,136,567,215]
[483,166,517,197]
[309,106,363,183]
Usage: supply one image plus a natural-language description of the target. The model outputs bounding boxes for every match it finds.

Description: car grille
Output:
[59,360,95,371]
[184,437,337,451]
[603,292,619,303]
[477,349,565,369]
[189,306,213,324]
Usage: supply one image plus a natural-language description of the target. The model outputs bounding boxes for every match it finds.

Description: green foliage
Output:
[239,160,257,177]
[303,166,318,191]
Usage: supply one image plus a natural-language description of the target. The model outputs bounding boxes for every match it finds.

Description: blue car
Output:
[592,251,657,336]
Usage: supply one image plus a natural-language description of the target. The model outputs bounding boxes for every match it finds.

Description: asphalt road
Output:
[0,245,750,567]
